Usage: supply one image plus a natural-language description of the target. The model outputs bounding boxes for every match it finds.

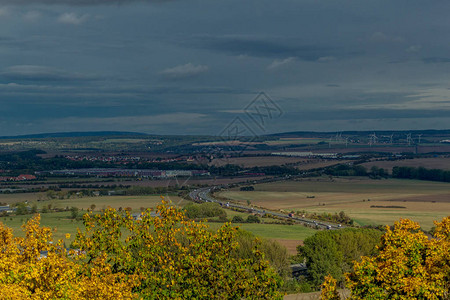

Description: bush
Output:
[240,186,255,191]
[70,206,79,219]
[297,228,383,287]
[184,202,227,219]
[14,203,29,215]
[232,230,290,279]
[231,215,245,223]
[246,215,261,223]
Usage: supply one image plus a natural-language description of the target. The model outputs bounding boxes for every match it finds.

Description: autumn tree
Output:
[74,198,283,299]
[321,217,450,299]
[298,228,382,287]
[346,217,450,299]
[0,215,137,299]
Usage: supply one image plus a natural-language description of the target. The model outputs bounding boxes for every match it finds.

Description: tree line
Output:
[392,166,450,182]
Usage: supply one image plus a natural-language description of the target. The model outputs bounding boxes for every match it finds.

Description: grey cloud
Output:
[0,65,98,82]
[369,32,405,43]
[267,57,296,70]
[0,0,170,5]
[57,12,89,24]
[22,11,42,22]
[422,57,450,64]
[284,108,450,122]
[0,7,10,16]
[159,63,209,80]
[183,35,341,61]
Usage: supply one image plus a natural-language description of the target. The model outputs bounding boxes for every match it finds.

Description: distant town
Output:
[36,168,210,178]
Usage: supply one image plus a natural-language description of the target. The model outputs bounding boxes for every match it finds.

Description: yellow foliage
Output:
[345,217,450,299]
[320,275,340,300]
[0,215,139,300]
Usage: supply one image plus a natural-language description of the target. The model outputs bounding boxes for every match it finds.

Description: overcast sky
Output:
[0,0,449,136]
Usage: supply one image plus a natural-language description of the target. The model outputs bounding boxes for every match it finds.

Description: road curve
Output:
[189,186,343,230]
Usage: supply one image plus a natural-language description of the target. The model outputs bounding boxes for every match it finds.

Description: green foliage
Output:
[369,166,388,179]
[231,215,245,223]
[232,230,290,279]
[297,228,382,288]
[240,186,255,191]
[298,231,343,287]
[246,215,261,223]
[281,279,313,294]
[183,202,226,219]
[14,202,29,215]
[393,166,450,182]
[299,210,353,226]
[325,164,368,177]
[70,206,79,219]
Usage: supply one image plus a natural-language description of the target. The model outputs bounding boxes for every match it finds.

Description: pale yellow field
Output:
[0,192,45,204]
[218,178,450,230]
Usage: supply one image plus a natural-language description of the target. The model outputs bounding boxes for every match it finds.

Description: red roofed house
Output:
[16,174,37,181]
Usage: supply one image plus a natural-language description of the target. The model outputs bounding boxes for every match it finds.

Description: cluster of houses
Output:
[35,168,210,178]
[64,155,196,164]
[0,174,37,182]
[272,152,339,158]
[0,205,14,213]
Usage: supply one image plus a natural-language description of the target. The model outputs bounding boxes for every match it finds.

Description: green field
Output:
[0,191,317,249]
[54,195,186,211]
[208,222,315,240]
[0,193,186,211]
[0,194,186,244]
[218,178,450,230]
[0,212,83,244]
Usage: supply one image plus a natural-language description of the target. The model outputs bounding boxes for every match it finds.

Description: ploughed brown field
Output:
[274,239,303,255]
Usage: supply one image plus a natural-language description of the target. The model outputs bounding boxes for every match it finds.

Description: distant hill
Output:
[0,131,148,139]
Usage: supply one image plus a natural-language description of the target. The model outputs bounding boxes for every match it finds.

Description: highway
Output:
[189,186,343,230]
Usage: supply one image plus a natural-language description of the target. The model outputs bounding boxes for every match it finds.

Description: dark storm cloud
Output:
[0,0,170,5]
[0,65,98,82]
[0,0,449,135]
[285,109,450,122]
[183,35,348,61]
[422,57,450,64]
